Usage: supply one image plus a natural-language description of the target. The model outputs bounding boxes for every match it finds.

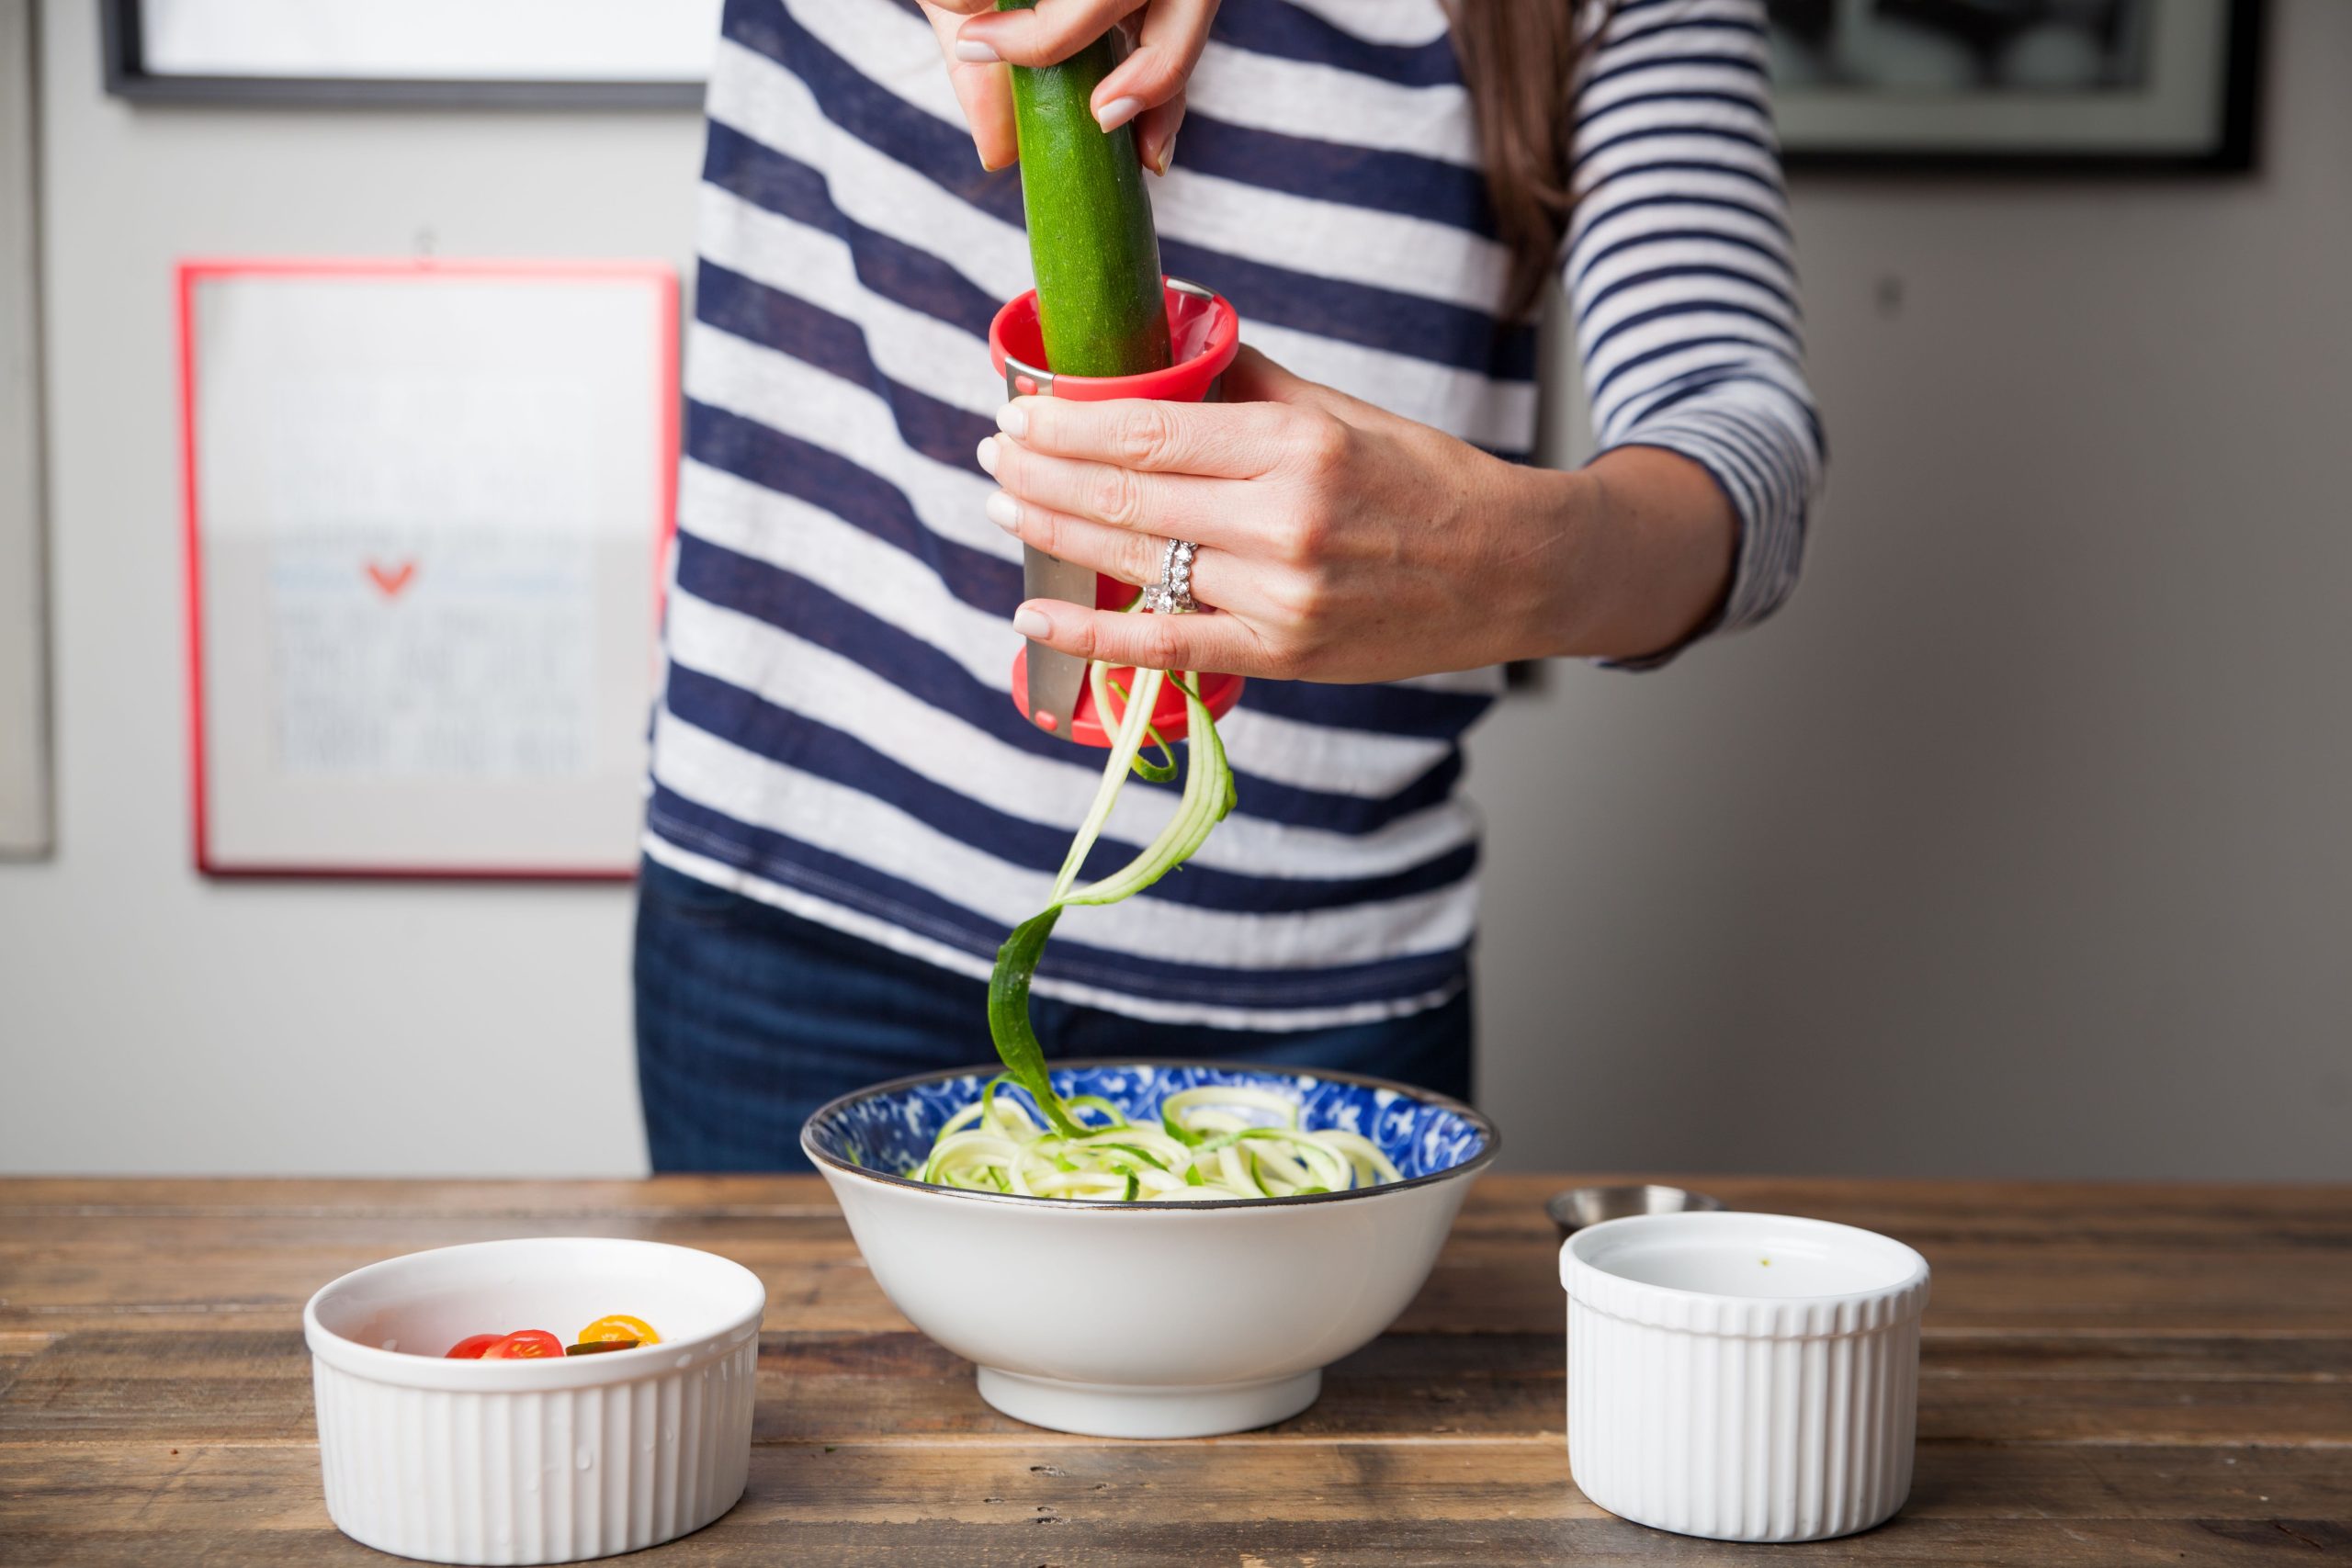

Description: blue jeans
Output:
[633,858,1473,1172]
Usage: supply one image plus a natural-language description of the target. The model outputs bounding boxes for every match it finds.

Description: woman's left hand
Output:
[978,346,1599,682]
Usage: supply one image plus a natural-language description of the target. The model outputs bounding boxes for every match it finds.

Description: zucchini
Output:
[998,0,1171,377]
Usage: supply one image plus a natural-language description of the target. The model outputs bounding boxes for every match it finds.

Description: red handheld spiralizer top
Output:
[989,277,1245,747]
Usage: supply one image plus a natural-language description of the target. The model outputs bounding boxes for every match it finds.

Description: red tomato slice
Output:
[444,1333,503,1359]
[478,1330,565,1360]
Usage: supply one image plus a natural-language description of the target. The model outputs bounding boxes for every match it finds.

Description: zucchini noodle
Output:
[919,1078,1403,1201]
[986,662,1236,1139]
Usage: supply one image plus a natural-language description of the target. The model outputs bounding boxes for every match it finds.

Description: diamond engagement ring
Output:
[1147,538,1199,615]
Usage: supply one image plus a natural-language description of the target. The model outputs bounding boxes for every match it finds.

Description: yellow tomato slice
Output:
[578,1314,660,1346]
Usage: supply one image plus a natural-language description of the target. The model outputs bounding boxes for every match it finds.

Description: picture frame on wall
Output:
[1768,0,2266,172]
[179,258,678,879]
[0,0,51,857]
[103,0,723,109]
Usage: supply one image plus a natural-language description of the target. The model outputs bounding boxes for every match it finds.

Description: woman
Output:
[637,0,1821,1169]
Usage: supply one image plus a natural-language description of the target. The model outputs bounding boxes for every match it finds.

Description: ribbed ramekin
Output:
[1562,1212,1930,1543]
[304,1237,764,1565]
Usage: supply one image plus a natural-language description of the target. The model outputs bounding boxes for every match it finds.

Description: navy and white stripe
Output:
[644,0,1822,1027]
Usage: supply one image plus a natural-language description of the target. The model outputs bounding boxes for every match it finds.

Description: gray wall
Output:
[2,0,2344,1179]
[0,0,696,1174]
[1474,0,2351,1179]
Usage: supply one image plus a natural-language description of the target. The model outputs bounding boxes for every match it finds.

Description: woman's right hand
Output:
[916,0,1219,175]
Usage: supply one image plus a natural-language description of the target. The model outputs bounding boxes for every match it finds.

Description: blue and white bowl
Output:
[803,1060,1498,1438]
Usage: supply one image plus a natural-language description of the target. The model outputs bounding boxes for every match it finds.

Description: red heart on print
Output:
[365,560,417,598]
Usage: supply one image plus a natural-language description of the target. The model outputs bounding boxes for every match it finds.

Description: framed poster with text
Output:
[179,258,678,877]
[107,0,721,107]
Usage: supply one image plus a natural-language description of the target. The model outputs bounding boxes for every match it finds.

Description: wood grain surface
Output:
[0,1174,2345,1565]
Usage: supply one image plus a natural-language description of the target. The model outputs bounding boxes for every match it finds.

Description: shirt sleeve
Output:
[1565,0,1826,668]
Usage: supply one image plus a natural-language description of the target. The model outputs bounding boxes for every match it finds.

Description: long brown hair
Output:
[1445,0,1611,321]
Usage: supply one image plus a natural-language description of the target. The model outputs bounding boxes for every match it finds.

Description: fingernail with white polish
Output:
[1013,605,1051,638]
[985,491,1020,532]
[1154,130,1178,176]
[1095,96,1144,132]
[954,39,1001,63]
[996,401,1028,438]
[975,435,998,476]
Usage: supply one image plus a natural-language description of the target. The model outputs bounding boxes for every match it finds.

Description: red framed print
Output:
[178,257,679,877]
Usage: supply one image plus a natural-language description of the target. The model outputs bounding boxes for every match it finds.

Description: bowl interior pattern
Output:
[807,1063,1490,1187]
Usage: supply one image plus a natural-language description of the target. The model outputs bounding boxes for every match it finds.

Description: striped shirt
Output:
[644,0,1823,1029]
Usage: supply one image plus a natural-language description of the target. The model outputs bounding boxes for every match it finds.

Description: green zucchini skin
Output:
[998,0,1172,378]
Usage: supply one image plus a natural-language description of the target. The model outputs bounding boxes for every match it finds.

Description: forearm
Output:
[1552,0,1820,667]
[1507,446,1738,665]
[988,347,1761,684]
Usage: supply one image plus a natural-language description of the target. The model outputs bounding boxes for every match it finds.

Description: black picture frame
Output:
[100,0,706,109]
[1773,0,2267,175]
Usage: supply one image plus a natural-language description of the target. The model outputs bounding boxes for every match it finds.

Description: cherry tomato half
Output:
[444,1333,503,1359]
[478,1330,565,1360]
[577,1314,660,1347]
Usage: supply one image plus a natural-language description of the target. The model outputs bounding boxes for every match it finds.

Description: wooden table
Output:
[1,1176,2346,1565]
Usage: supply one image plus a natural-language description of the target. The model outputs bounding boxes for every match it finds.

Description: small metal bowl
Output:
[1546,1184,1726,1238]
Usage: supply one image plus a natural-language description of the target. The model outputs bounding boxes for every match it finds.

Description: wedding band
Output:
[1148,537,1199,615]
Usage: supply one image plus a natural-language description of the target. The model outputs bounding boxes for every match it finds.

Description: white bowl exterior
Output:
[1562,1213,1929,1543]
[818,1164,1475,1399]
[312,1344,755,1565]
[304,1239,763,1565]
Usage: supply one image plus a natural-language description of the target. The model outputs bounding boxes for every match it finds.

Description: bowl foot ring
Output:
[975,1366,1321,1439]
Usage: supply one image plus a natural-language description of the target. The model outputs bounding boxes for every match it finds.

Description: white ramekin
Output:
[303,1237,765,1565]
[1561,1212,1930,1543]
